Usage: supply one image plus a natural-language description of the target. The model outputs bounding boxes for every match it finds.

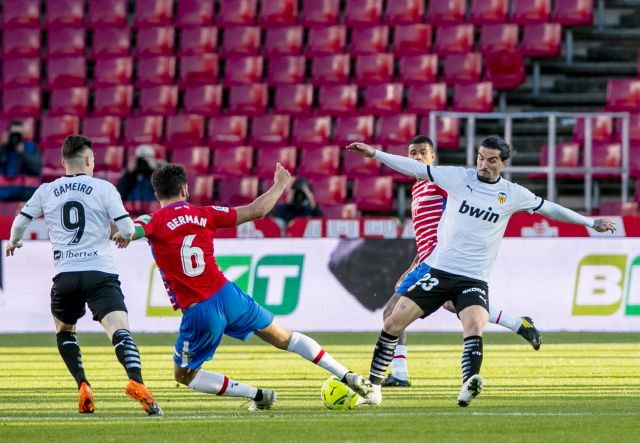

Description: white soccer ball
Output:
[321,376,358,410]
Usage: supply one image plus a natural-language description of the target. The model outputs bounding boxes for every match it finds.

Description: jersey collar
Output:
[63,173,87,177]
[476,174,501,185]
[165,200,188,209]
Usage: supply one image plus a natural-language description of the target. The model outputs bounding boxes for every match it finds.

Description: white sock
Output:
[287,332,349,379]
[488,305,523,333]
[188,370,258,399]
[390,345,409,381]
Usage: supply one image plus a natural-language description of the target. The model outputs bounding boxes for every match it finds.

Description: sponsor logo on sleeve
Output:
[212,206,230,213]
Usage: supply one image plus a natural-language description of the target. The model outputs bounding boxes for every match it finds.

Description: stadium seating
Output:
[536,142,581,178]
[631,144,640,178]
[334,115,375,145]
[47,57,86,88]
[250,115,291,146]
[0,118,35,140]
[511,0,551,24]
[46,28,85,58]
[212,146,254,177]
[187,175,214,205]
[553,0,594,26]
[435,24,474,56]
[573,116,614,144]
[260,0,298,27]
[479,24,519,54]
[453,82,494,112]
[92,146,125,172]
[521,24,562,58]
[484,49,526,90]
[264,27,304,56]
[352,176,393,211]
[171,147,211,175]
[91,28,131,58]
[292,116,332,147]
[255,146,297,179]
[298,145,340,177]
[605,80,640,111]
[343,149,381,177]
[427,0,466,24]
[419,115,461,149]
[217,0,257,27]
[613,113,640,143]
[267,56,306,85]
[93,85,134,116]
[165,114,205,147]
[470,0,509,24]
[44,0,84,27]
[207,116,248,146]
[176,0,215,28]
[135,26,176,57]
[275,84,314,115]
[93,58,133,87]
[385,0,425,25]
[406,83,448,114]
[3,87,41,118]
[224,56,264,85]
[88,0,128,28]
[443,53,483,85]
[2,28,40,57]
[318,85,358,115]
[310,176,347,205]
[216,177,259,206]
[398,55,439,85]
[321,203,359,218]
[124,116,164,145]
[591,143,621,178]
[301,0,340,27]
[179,54,219,86]
[83,116,122,146]
[40,116,80,147]
[344,0,383,27]
[355,54,394,85]
[134,0,173,28]
[178,27,218,55]
[350,26,389,55]
[228,84,268,116]
[362,83,404,115]
[49,87,89,117]
[376,114,417,145]
[139,85,179,116]
[136,56,176,86]
[3,58,40,87]
[183,85,223,116]
[393,24,432,55]
[307,26,347,56]
[2,0,40,28]
[312,55,351,85]
[220,26,261,56]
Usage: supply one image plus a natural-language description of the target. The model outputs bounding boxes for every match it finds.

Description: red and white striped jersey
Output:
[411,179,448,263]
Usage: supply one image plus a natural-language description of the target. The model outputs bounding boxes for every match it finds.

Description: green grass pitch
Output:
[1,332,639,443]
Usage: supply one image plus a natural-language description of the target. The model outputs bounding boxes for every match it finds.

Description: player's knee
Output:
[383,316,403,337]
[382,295,399,320]
[463,318,485,336]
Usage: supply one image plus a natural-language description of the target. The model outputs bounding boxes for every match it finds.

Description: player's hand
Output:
[112,232,131,249]
[592,217,616,233]
[274,162,292,187]
[346,142,376,158]
[5,240,23,257]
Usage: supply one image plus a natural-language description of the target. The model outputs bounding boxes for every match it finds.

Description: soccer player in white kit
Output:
[382,135,541,388]
[346,136,615,407]
[5,135,162,415]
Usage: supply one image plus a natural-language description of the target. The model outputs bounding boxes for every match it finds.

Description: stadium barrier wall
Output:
[0,239,639,333]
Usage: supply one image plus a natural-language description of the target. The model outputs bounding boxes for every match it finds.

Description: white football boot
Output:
[248,389,278,411]
[355,384,382,407]
[457,374,484,407]
[343,372,372,397]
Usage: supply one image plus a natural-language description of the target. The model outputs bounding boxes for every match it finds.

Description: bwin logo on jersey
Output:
[458,201,499,223]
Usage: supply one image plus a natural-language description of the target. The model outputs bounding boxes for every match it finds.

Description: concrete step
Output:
[573,27,640,42]
[506,91,607,110]
[587,46,638,62]
[552,77,610,93]
[538,60,637,76]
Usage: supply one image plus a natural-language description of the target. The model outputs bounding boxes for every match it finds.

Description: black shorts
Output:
[50,271,128,324]
[403,268,489,318]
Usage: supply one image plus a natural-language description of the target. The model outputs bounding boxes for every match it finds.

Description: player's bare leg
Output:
[381,293,410,387]
[255,321,371,397]
[457,305,489,407]
[53,316,94,413]
[101,311,162,416]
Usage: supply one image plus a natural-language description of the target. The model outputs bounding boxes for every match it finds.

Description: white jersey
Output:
[20,174,130,274]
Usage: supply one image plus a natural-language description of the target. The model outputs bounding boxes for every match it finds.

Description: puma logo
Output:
[466,185,473,192]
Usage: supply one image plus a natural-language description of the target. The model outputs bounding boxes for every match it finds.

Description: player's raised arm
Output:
[5,187,44,257]
[234,163,292,225]
[346,142,432,180]
[537,200,616,233]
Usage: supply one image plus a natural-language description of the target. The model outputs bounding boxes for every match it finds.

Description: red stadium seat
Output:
[92,146,125,171]
[40,116,80,147]
[42,149,65,179]
[443,53,482,85]
[274,84,314,115]
[363,83,404,115]
[179,54,219,86]
[355,54,394,85]
[311,176,347,205]
[124,116,164,145]
[393,24,432,55]
[292,116,332,148]
[213,146,254,177]
[427,0,466,24]
[554,0,593,26]
[334,115,375,144]
[178,27,218,55]
[406,83,447,114]
[207,116,248,146]
[599,201,638,216]
[49,87,88,117]
[521,23,562,58]
[136,56,176,86]
[217,0,257,27]
[183,85,223,116]
[267,56,306,85]
[220,26,261,56]
[344,0,383,27]
[592,143,621,178]
[187,175,214,205]
[264,27,304,56]
[2,87,41,118]
[171,147,211,175]
[2,0,40,28]
[46,28,85,58]
[47,57,86,88]
[93,85,133,116]
[479,24,519,54]
[399,54,438,85]
[453,82,493,112]
[255,146,297,179]
[91,27,131,58]
[320,203,359,218]
[606,79,640,111]
[299,145,340,177]
[250,115,291,146]
[2,29,40,58]
[385,0,425,25]
[470,0,509,24]
[2,58,40,87]
[135,27,176,58]
[511,0,551,24]
[166,115,205,147]
[419,115,461,149]
[614,113,640,143]
[351,26,389,55]
[0,118,35,140]
[376,114,417,145]
[134,0,173,28]
[260,0,298,27]
[176,0,215,28]
[229,84,268,116]
[88,0,127,28]
[93,57,133,87]
[311,55,351,85]
[434,24,474,56]
[139,85,178,116]
[484,49,526,90]
[631,144,640,178]
[353,176,393,211]
[573,116,614,144]
[83,116,121,145]
[224,56,264,85]
[301,0,340,27]
[343,148,381,177]
[536,142,581,178]
[318,85,358,115]
[216,177,259,206]
[307,26,347,56]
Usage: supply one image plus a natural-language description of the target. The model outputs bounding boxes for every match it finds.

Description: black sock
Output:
[112,329,144,384]
[369,330,399,385]
[253,389,264,402]
[462,335,483,383]
[56,331,88,388]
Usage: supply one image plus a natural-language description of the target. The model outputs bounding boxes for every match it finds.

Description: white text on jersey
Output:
[53,182,94,197]
[458,200,499,223]
[167,215,207,230]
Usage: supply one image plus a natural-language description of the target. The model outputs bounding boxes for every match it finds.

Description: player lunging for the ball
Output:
[113,163,371,410]
[382,135,540,388]
[346,136,615,407]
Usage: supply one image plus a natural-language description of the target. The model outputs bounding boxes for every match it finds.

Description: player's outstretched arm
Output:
[345,142,432,180]
[235,163,292,225]
[5,213,31,256]
[537,200,616,233]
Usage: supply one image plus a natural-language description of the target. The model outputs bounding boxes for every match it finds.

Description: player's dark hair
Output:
[408,135,434,149]
[152,163,187,199]
[478,135,514,161]
[62,135,92,160]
